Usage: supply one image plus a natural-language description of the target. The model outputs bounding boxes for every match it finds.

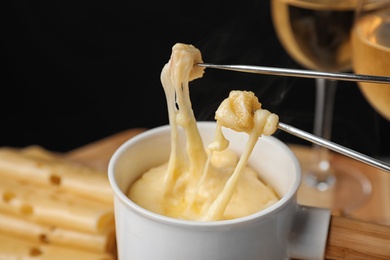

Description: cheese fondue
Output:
[127,43,279,221]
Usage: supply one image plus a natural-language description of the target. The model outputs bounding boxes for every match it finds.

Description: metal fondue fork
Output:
[197,63,390,84]
[196,63,390,173]
[277,122,390,173]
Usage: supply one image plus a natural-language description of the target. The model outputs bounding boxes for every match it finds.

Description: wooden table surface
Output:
[67,128,390,259]
[290,145,390,225]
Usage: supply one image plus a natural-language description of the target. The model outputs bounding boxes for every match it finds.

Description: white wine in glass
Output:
[352,0,390,121]
[271,0,372,213]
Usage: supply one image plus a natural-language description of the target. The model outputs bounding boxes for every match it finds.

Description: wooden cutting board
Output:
[66,128,390,259]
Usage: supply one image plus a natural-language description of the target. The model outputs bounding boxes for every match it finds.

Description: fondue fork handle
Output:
[277,122,390,173]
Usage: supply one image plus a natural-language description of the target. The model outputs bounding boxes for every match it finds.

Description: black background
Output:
[3,0,390,158]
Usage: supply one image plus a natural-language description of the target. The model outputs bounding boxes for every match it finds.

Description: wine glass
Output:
[270,0,372,214]
[352,0,390,121]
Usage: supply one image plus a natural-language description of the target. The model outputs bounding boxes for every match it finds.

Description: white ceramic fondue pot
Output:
[108,121,330,260]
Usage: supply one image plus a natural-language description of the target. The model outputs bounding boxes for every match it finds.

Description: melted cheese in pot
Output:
[127,43,279,221]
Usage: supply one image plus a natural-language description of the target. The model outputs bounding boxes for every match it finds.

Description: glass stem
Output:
[314,78,336,141]
[306,78,337,190]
